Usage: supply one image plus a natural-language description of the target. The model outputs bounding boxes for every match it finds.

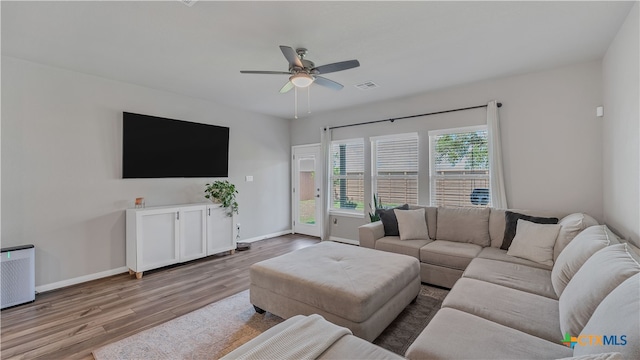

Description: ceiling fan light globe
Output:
[290,73,314,88]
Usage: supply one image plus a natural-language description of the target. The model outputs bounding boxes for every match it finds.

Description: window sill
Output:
[329,210,365,219]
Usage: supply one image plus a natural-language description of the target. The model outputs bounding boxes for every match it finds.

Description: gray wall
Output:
[292,61,604,241]
[602,3,639,247]
[1,57,292,288]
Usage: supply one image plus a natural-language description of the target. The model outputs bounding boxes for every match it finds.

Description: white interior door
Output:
[292,144,323,237]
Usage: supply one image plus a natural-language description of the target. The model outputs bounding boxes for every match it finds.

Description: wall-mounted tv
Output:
[123,112,229,178]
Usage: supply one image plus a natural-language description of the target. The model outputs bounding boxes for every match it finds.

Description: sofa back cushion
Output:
[552,225,619,297]
[554,213,599,261]
[558,243,640,338]
[436,207,490,246]
[573,274,640,359]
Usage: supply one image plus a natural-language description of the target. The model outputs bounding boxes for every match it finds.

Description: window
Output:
[429,126,490,208]
[371,133,419,207]
[330,139,364,214]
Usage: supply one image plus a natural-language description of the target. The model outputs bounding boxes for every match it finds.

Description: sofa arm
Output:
[359,221,385,248]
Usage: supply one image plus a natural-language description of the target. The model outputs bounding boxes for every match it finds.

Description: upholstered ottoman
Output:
[249,241,421,341]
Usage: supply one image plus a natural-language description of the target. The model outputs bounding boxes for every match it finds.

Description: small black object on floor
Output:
[236,242,251,251]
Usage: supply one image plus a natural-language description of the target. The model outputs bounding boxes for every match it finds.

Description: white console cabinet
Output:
[126,203,235,279]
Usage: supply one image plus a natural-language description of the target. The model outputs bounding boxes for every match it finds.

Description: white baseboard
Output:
[36,229,294,293]
[328,236,359,246]
[36,266,129,293]
[236,229,293,243]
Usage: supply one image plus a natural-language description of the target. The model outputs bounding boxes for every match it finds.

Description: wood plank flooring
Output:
[0,234,320,360]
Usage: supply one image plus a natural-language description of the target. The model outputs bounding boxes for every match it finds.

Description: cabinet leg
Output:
[135,272,143,279]
[128,269,134,275]
[230,249,235,255]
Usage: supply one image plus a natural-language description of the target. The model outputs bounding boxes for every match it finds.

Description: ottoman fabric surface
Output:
[250,241,420,323]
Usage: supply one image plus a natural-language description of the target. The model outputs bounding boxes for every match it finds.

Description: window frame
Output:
[428,125,490,208]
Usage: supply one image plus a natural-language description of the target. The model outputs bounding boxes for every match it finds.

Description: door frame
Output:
[291,143,323,238]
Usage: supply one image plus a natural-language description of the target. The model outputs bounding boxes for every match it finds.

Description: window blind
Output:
[330,139,364,213]
[371,134,418,207]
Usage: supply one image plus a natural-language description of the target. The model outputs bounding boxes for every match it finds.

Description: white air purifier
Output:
[1,245,35,309]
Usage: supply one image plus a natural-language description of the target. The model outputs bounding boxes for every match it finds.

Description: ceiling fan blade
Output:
[312,60,360,75]
[279,46,304,68]
[240,70,291,75]
[280,81,294,93]
[314,76,343,91]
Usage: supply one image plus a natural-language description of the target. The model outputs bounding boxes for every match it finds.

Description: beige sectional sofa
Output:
[359,206,584,288]
[406,224,640,359]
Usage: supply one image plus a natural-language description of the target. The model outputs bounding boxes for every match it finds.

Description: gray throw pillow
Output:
[501,211,559,250]
[376,204,409,236]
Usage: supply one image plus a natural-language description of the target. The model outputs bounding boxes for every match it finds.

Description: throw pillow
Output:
[501,211,559,250]
[558,243,640,338]
[395,208,429,241]
[551,225,619,297]
[376,204,409,236]
[554,213,598,261]
[506,219,561,266]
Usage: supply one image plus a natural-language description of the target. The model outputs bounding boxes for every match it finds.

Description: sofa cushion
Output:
[559,243,640,338]
[443,278,562,343]
[501,211,559,250]
[554,213,598,261]
[551,225,619,297]
[477,247,552,270]
[506,219,561,266]
[375,237,432,260]
[420,240,482,271]
[404,308,573,360]
[436,207,491,246]
[395,208,429,241]
[573,274,640,359]
[489,208,564,248]
[463,258,557,299]
[376,204,409,236]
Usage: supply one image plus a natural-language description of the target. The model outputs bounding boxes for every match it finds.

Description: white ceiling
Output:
[1,1,634,119]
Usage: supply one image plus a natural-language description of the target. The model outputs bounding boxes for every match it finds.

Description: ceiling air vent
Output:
[354,81,380,90]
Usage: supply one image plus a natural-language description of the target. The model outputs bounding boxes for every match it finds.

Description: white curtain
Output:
[320,128,332,241]
[487,100,508,209]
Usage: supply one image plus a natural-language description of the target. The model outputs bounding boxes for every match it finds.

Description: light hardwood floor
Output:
[1,234,320,360]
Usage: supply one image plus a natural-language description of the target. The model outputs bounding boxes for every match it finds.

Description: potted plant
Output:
[369,193,383,222]
[204,180,238,217]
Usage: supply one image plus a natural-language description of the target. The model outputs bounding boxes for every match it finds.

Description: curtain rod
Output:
[324,102,502,131]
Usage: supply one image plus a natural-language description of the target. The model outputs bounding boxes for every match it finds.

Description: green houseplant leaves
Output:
[204,180,239,217]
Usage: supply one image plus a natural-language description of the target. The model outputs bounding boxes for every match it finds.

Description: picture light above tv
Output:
[122,112,229,178]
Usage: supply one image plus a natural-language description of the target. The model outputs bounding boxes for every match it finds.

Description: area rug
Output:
[93,284,448,359]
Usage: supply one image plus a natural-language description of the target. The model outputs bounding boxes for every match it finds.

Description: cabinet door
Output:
[139,209,180,271]
[207,206,235,255]
[179,206,207,262]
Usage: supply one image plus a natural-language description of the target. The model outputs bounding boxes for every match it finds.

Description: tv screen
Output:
[123,112,229,178]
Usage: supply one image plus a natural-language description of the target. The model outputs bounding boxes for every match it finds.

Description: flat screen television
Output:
[123,112,229,178]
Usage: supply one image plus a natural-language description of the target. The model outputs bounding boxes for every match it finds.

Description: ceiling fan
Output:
[240,46,360,93]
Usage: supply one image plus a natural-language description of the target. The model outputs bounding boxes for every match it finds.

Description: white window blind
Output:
[371,133,418,207]
[330,139,364,213]
[429,126,490,208]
